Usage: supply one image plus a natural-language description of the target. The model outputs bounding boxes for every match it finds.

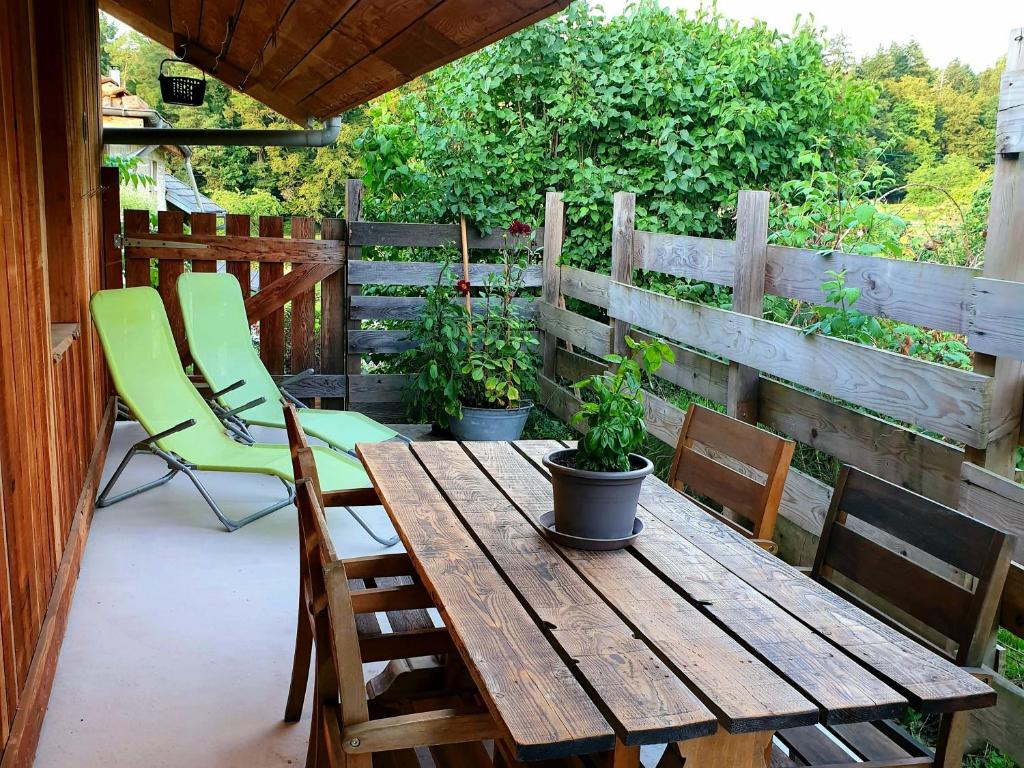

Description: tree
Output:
[357,1,876,271]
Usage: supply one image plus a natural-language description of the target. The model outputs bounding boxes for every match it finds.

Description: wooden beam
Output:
[123,232,342,264]
[341,709,498,754]
[541,191,564,378]
[610,192,636,357]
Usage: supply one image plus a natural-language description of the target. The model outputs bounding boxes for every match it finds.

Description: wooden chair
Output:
[775,465,1015,768]
[281,403,499,767]
[668,403,794,552]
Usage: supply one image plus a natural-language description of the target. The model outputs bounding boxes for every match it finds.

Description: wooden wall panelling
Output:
[289,217,317,376]
[320,217,346,408]
[99,167,122,290]
[156,210,185,347]
[257,216,285,375]
[966,31,1024,474]
[726,190,769,424]
[0,0,60,700]
[123,210,151,288]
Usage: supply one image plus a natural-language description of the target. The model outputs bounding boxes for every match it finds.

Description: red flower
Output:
[456,279,471,296]
[508,220,532,237]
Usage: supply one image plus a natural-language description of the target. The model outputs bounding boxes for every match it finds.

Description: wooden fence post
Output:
[290,216,317,377]
[99,166,121,290]
[258,215,285,375]
[157,210,185,348]
[966,28,1024,476]
[345,179,364,401]
[321,217,346,409]
[610,192,636,356]
[188,213,217,272]
[727,190,770,424]
[123,210,151,288]
[225,214,252,297]
[541,191,565,378]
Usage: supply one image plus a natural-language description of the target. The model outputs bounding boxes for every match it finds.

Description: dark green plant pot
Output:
[543,448,653,541]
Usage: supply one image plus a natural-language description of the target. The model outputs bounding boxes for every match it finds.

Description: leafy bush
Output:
[210,188,287,222]
[357,1,875,271]
[904,154,988,206]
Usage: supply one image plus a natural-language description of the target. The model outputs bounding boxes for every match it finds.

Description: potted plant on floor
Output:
[543,336,673,543]
[402,260,470,435]
[448,220,540,441]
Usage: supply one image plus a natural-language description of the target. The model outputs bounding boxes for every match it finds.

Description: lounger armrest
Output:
[210,378,246,399]
[222,397,265,418]
[280,368,314,388]
[142,418,197,446]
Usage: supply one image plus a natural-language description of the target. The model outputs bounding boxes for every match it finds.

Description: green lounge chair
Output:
[176,272,401,454]
[90,286,397,543]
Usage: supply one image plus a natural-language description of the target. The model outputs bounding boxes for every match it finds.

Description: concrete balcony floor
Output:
[35,420,674,767]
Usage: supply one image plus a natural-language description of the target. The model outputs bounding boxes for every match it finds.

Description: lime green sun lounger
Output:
[176,272,401,454]
[91,286,394,541]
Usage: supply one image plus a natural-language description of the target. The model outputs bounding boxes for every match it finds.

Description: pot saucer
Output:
[537,511,644,551]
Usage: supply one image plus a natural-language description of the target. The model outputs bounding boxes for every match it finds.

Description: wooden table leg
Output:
[600,739,640,767]
[664,729,774,768]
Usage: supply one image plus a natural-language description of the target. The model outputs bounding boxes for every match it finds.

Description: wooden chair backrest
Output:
[959,462,1024,640]
[284,403,368,728]
[814,465,1015,666]
[668,403,795,540]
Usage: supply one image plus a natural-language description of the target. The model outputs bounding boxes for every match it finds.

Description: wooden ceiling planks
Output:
[99,0,571,124]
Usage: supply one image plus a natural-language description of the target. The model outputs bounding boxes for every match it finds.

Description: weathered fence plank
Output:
[320,217,347,409]
[541,192,565,378]
[349,295,535,321]
[968,277,1024,359]
[257,216,285,375]
[633,230,980,334]
[348,261,543,287]
[289,217,317,375]
[609,281,992,446]
[535,301,610,358]
[349,222,545,249]
[559,265,610,308]
[348,330,415,355]
[123,232,341,263]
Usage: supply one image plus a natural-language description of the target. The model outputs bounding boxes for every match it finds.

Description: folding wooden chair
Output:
[281,403,498,767]
[775,466,1015,768]
[668,403,794,552]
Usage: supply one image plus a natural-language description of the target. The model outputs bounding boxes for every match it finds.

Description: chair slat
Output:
[683,404,784,474]
[824,524,974,643]
[841,467,1001,576]
[676,449,764,522]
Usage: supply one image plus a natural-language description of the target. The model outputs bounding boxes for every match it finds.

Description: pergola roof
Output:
[99,0,572,126]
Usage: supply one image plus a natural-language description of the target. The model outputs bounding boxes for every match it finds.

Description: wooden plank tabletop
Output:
[355,439,995,761]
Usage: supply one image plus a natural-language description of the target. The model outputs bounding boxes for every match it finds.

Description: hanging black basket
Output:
[159,59,206,106]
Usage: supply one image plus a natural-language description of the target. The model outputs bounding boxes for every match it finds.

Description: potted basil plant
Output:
[449,220,540,441]
[543,336,673,541]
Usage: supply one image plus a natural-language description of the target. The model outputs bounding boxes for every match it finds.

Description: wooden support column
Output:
[541,191,565,378]
[321,217,346,409]
[345,179,364,396]
[966,28,1024,475]
[610,192,636,357]
[258,216,285,375]
[99,167,121,290]
[727,190,770,424]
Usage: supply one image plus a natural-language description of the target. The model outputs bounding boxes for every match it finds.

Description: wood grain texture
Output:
[541,192,565,377]
[122,209,151,287]
[968,277,1024,360]
[514,442,906,727]
[224,215,252,299]
[349,296,535,321]
[256,216,286,375]
[188,213,217,272]
[289,216,318,375]
[123,232,342,263]
[411,441,717,746]
[349,222,546,250]
[609,281,992,447]
[996,66,1024,154]
[633,230,979,334]
[319,217,346,408]
[610,192,636,357]
[465,441,820,734]
[348,261,543,288]
[559,266,610,309]
[156,211,185,347]
[728,191,769,424]
[536,301,611,358]
[627,478,996,714]
[355,442,614,761]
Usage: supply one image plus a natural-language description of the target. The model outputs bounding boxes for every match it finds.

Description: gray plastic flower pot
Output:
[449,401,533,441]
[542,448,653,540]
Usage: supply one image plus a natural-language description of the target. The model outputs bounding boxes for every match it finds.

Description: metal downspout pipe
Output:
[102,115,343,148]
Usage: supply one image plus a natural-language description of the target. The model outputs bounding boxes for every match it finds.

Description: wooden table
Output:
[355,440,995,766]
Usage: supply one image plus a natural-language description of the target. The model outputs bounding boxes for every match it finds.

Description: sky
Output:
[593,0,1021,71]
